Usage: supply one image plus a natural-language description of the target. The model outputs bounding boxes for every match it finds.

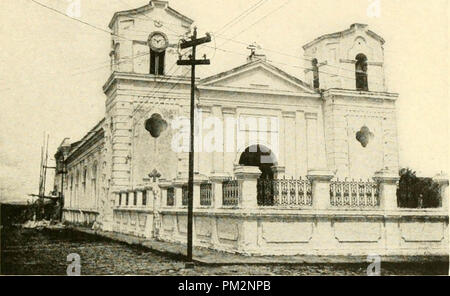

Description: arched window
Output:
[70,175,73,207]
[150,49,165,75]
[312,58,320,89]
[355,53,368,91]
[82,168,87,195]
[91,163,97,205]
[111,43,120,71]
[75,170,80,207]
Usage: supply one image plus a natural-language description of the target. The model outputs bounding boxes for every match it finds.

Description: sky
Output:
[0,0,448,202]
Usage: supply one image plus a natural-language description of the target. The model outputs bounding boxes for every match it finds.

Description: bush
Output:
[397,168,441,208]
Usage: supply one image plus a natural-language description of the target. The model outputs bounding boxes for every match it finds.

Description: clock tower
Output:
[101,1,194,230]
[108,0,193,76]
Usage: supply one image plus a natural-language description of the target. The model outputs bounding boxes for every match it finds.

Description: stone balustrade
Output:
[62,208,99,226]
[111,187,155,238]
[106,166,449,256]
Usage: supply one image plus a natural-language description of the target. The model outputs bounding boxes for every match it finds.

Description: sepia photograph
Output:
[0,0,448,279]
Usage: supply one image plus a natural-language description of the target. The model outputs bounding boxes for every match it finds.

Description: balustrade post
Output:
[211,175,229,208]
[233,166,259,253]
[136,189,143,207]
[129,191,135,208]
[120,191,126,207]
[173,180,184,208]
[433,173,449,210]
[144,186,153,209]
[193,175,208,208]
[159,180,172,207]
[373,169,400,212]
[271,166,286,179]
[234,165,261,209]
[307,169,334,210]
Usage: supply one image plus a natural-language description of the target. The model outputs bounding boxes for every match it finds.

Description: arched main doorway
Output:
[239,145,277,206]
[238,145,277,179]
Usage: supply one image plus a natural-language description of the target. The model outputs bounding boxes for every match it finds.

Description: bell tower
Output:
[303,23,386,92]
[303,24,399,179]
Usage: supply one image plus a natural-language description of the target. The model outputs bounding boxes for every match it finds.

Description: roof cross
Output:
[247,42,261,57]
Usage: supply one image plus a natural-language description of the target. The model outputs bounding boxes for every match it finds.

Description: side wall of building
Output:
[63,131,105,225]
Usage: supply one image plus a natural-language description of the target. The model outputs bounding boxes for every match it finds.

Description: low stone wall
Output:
[68,166,448,257]
[157,208,449,256]
[110,187,156,239]
[63,208,99,226]
[113,209,154,238]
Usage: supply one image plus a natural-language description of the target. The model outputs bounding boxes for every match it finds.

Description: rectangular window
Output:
[133,192,137,206]
[142,190,147,206]
[119,193,122,206]
[119,19,134,31]
[150,50,165,75]
[125,192,129,206]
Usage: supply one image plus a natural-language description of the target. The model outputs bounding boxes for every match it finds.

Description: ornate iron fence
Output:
[167,187,175,206]
[200,182,213,206]
[222,179,241,206]
[257,177,312,207]
[330,179,380,208]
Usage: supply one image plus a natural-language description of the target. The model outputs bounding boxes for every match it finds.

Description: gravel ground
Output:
[1,227,447,275]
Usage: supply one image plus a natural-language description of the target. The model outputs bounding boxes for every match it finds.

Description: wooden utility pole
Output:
[59,159,65,221]
[177,27,211,268]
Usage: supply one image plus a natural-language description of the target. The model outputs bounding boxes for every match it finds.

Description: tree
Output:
[397,168,440,208]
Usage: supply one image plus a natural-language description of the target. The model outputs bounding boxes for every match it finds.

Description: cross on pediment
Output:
[246,42,266,62]
[247,42,261,56]
[148,169,161,182]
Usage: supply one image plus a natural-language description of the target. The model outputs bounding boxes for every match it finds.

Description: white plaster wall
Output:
[157,210,449,256]
[323,94,399,178]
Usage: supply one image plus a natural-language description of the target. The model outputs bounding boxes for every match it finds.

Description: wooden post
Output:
[177,27,211,268]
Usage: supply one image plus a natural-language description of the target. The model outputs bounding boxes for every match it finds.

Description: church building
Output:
[54,1,448,256]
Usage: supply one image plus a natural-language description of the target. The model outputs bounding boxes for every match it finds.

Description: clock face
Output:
[149,33,168,52]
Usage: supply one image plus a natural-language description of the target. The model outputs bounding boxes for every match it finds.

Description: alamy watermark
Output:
[164,109,280,164]
[66,0,81,18]
[367,0,381,18]
[67,253,81,276]
[366,254,381,276]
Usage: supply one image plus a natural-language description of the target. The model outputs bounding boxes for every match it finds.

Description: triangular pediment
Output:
[109,1,193,29]
[200,60,316,94]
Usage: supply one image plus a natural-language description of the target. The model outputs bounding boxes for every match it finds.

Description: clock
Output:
[148,32,168,52]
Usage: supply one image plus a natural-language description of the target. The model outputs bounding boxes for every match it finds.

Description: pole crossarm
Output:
[179,34,211,49]
[177,59,211,66]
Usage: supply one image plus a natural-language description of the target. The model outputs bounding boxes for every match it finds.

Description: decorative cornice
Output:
[103,72,192,94]
[282,111,296,118]
[108,1,194,29]
[305,112,318,120]
[198,85,320,98]
[322,88,399,101]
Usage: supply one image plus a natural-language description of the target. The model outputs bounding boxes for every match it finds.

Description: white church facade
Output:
[54,1,448,256]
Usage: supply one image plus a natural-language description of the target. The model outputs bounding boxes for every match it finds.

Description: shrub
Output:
[397,168,441,208]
